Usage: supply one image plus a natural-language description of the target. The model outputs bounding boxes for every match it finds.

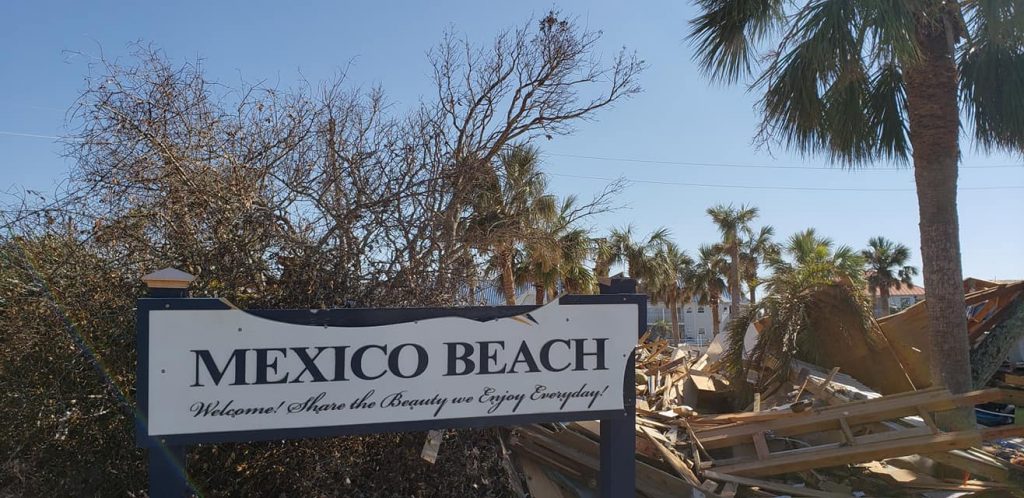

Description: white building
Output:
[647,293,743,346]
[474,281,743,346]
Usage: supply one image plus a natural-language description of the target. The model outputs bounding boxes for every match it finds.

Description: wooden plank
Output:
[714,425,1024,477]
[515,425,695,498]
[709,427,936,468]
[693,407,810,425]
[924,448,1012,483]
[793,367,811,400]
[999,388,1024,406]
[1002,372,1024,387]
[752,432,770,460]
[917,406,939,434]
[647,355,690,375]
[637,417,673,431]
[514,437,590,479]
[497,431,529,498]
[654,371,683,397]
[702,471,848,498]
[639,425,702,486]
[690,372,717,392]
[838,417,856,445]
[694,386,949,426]
[699,479,719,493]
[696,388,1006,450]
[783,378,1016,484]
[519,456,573,498]
[718,482,738,498]
[685,420,712,465]
[800,375,846,404]
[819,367,840,391]
[646,341,668,363]
[692,434,702,470]
[967,296,1002,336]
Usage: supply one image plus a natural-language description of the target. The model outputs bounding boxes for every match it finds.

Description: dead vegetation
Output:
[0,13,641,497]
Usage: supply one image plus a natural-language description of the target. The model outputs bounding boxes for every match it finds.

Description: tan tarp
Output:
[803,285,917,394]
[877,280,1024,391]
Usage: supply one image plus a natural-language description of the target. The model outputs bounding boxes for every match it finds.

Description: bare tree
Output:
[425,11,644,292]
[0,13,642,496]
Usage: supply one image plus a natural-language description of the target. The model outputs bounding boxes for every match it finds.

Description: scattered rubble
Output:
[504,281,1024,497]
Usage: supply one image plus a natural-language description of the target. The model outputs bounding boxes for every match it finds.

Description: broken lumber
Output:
[702,471,848,498]
[713,425,1024,477]
[695,388,1008,450]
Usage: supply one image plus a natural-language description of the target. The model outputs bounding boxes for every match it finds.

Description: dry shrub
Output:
[1,12,640,497]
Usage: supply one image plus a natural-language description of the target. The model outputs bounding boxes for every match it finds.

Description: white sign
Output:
[146,301,636,436]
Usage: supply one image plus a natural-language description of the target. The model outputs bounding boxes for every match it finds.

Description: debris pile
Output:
[506,328,1024,497]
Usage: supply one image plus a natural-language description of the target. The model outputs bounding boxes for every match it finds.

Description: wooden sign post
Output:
[138,269,643,497]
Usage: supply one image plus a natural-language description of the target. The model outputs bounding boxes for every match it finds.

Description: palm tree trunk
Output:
[467,255,478,305]
[904,13,972,429]
[670,299,680,344]
[729,244,741,316]
[500,247,516,306]
[879,288,891,317]
[748,285,756,306]
[711,297,721,336]
[535,284,545,305]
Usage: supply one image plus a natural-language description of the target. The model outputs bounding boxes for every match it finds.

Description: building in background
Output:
[868,284,926,314]
[647,293,743,346]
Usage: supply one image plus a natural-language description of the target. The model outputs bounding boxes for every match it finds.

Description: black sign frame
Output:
[136,287,644,497]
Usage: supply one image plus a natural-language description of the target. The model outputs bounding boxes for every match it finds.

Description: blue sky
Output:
[2,1,1022,282]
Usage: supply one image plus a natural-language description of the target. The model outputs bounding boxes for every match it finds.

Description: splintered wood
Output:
[507,335,1024,497]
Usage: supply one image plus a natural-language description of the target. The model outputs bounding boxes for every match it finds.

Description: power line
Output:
[0,131,64,140]
[545,152,1022,170]
[550,172,1024,192]
[4,130,1023,174]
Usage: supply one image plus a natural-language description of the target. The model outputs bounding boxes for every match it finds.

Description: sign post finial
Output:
[142,268,195,298]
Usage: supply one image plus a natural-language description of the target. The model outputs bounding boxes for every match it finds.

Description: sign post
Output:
[137,269,644,497]
[597,276,640,497]
[140,269,196,498]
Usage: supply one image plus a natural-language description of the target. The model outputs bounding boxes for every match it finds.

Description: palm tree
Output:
[707,204,759,319]
[768,228,866,288]
[688,244,729,337]
[650,319,672,340]
[689,1,1024,423]
[520,196,595,304]
[593,225,671,283]
[723,230,873,401]
[862,236,919,317]
[472,144,556,305]
[648,242,695,343]
[740,225,778,305]
[591,236,617,280]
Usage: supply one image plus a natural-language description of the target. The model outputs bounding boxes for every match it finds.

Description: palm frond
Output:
[688,0,786,83]
[858,0,921,65]
[866,63,911,161]
[750,0,926,165]
[862,235,918,294]
[960,34,1024,152]
[723,263,874,398]
[757,0,869,160]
